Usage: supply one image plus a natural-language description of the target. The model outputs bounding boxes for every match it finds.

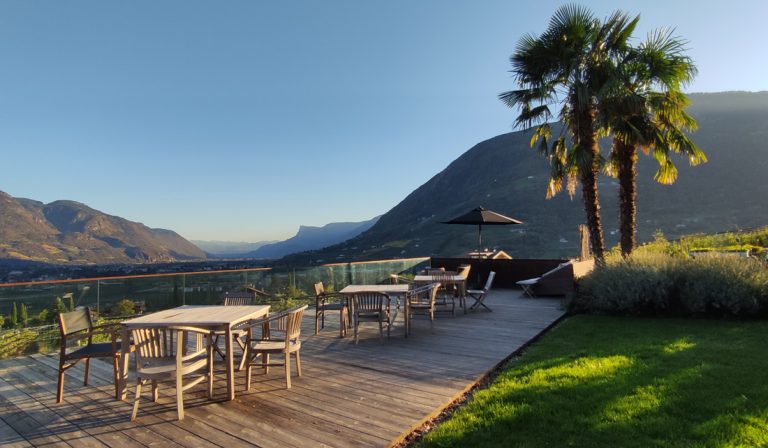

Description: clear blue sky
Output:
[1,1,766,241]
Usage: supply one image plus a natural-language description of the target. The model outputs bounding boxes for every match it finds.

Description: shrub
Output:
[108,299,136,317]
[575,253,768,317]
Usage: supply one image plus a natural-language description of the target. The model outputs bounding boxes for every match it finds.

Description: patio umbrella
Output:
[440,206,523,250]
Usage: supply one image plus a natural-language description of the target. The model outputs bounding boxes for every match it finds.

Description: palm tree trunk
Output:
[576,108,606,264]
[616,141,637,257]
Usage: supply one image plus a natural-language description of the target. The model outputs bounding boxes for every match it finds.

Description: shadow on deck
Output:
[0,289,564,448]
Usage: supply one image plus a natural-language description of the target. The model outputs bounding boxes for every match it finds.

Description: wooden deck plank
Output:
[0,290,563,447]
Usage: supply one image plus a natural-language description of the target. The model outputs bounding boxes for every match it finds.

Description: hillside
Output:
[281,91,768,263]
[0,192,206,264]
[247,216,380,259]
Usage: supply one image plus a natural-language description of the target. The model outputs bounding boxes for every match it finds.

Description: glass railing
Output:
[0,257,429,358]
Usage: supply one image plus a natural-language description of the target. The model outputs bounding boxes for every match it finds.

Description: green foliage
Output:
[19,304,28,327]
[575,252,768,317]
[67,295,75,312]
[418,316,768,447]
[37,309,49,323]
[54,296,68,315]
[0,328,43,359]
[108,299,136,317]
[10,303,17,327]
[0,314,4,328]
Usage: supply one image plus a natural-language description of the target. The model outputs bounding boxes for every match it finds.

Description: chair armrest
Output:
[516,277,540,286]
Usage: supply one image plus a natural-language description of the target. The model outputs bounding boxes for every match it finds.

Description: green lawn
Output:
[417,316,768,447]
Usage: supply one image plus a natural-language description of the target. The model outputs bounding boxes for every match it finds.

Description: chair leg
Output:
[245,348,252,392]
[112,355,119,400]
[207,333,214,399]
[295,351,302,377]
[264,354,270,374]
[176,370,185,420]
[131,379,143,421]
[354,319,359,345]
[83,358,90,386]
[315,311,320,335]
[57,366,65,403]
[152,380,159,402]
[285,351,292,389]
[378,320,383,342]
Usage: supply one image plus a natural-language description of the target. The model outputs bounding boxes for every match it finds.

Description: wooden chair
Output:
[130,326,214,421]
[431,272,457,316]
[212,292,260,371]
[57,308,127,403]
[407,283,440,334]
[468,271,496,312]
[314,282,349,337]
[352,292,395,344]
[244,305,308,390]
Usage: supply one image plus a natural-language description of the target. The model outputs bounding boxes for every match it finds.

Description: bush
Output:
[575,253,768,317]
[108,299,137,317]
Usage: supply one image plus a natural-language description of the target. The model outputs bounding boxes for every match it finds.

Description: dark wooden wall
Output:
[429,257,567,289]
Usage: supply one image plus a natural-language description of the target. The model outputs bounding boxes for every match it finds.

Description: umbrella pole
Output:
[478,224,482,252]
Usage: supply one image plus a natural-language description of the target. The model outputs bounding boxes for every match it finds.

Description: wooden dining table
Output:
[414,274,468,314]
[339,284,411,336]
[118,305,270,401]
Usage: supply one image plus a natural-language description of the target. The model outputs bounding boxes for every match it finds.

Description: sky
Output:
[1,0,766,242]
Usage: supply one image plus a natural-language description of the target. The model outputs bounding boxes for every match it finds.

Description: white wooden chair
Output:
[352,292,395,344]
[406,283,440,334]
[314,282,349,337]
[244,305,307,390]
[130,326,214,421]
[468,271,496,312]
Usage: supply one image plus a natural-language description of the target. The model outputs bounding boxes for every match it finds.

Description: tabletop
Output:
[339,284,410,294]
[121,305,270,328]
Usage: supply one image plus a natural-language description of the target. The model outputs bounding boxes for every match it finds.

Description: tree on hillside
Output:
[499,5,640,264]
[601,29,705,257]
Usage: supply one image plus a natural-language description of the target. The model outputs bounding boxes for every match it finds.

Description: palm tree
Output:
[499,5,640,264]
[601,29,706,257]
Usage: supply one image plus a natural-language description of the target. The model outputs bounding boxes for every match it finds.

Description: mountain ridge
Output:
[0,192,206,264]
[277,91,768,264]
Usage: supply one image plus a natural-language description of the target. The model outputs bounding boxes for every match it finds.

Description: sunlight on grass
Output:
[662,338,696,354]
[417,317,768,448]
[521,355,634,389]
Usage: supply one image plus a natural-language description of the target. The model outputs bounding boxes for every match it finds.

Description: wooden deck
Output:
[0,290,564,448]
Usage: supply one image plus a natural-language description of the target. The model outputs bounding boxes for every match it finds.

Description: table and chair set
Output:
[54,265,495,422]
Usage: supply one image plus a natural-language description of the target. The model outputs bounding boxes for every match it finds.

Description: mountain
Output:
[246,216,380,259]
[191,240,279,258]
[280,91,768,263]
[0,192,206,264]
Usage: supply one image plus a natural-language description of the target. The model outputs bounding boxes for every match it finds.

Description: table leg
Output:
[405,295,410,337]
[225,326,235,400]
[118,326,130,400]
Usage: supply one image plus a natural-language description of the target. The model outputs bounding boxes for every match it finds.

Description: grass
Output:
[417,316,768,447]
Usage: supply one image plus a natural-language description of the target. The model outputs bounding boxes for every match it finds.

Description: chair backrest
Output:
[353,292,389,313]
[58,308,93,337]
[457,264,472,279]
[132,327,171,363]
[482,271,496,292]
[313,282,326,296]
[264,305,307,342]
[408,283,439,307]
[424,267,446,275]
[221,292,257,306]
[540,261,574,279]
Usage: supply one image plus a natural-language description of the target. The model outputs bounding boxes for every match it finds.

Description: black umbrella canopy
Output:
[441,206,523,250]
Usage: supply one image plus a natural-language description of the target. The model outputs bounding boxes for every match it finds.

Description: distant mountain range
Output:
[245,217,380,260]
[279,91,768,263]
[191,240,278,257]
[0,192,206,264]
